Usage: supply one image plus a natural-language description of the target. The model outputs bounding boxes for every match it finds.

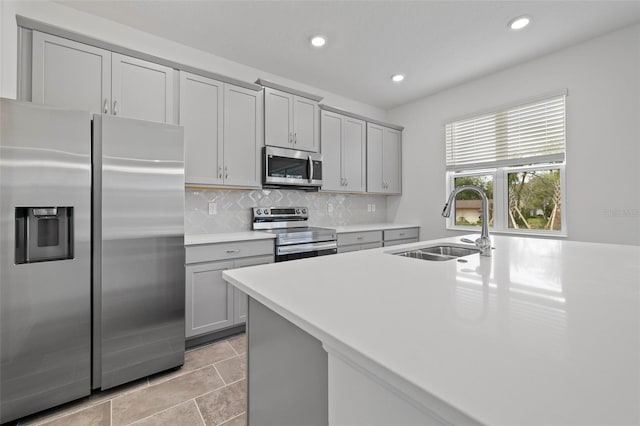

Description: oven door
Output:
[275,241,337,262]
[264,146,322,187]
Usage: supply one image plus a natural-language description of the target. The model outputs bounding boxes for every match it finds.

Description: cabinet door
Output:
[223,84,263,188]
[180,72,224,185]
[185,261,235,337]
[320,110,343,191]
[383,128,402,194]
[366,123,385,193]
[292,96,319,152]
[111,53,174,123]
[264,88,293,149]
[232,255,274,325]
[32,31,111,115]
[343,117,366,192]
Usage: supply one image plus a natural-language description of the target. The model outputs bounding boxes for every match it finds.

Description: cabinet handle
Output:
[218,165,222,179]
[226,249,240,254]
[356,237,364,241]
[224,166,228,179]
[399,233,405,236]
[289,132,292,144]
[113,100,118,116]
[103,98,109,114]
[294,132,297,144]
[344,178,348,187]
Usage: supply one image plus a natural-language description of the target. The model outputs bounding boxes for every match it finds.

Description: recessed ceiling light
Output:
[509,15,531,30]
[391,74,405,83]
[310,35,326,48]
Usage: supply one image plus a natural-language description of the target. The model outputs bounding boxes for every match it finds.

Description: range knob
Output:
[256,209,262,215]
[302,208,307,214]
[263,209,269,215]
[295,208,301,214]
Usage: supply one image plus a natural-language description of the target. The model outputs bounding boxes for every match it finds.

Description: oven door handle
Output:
[277,241,337,255]
[308,155,314,183]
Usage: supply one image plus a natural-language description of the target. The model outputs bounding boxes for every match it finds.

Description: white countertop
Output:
[184,231,275,246]
[223,235,640,425]
[333,223,419,233]
[184,223,419,246]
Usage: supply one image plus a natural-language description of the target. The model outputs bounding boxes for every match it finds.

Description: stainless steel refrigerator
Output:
[0,99,185,423]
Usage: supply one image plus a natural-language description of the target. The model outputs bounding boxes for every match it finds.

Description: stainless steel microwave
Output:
[263,146,323,189]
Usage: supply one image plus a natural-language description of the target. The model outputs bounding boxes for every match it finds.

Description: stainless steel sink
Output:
[391,244,480,261]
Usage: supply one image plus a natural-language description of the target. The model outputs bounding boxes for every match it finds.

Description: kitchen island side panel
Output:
[248,297,328,426]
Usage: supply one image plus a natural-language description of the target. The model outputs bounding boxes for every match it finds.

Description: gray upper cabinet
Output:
[32,31,111,115]
[292,96,318,152]
[180,71,263,188]
[31,31,175,124]
[321,110,366,192]
[180,72,224,185]
[264,88,292,149]
[223,84,263,187]
[264,87,319,152]
[367,123,402,194]
[111,53,174,123]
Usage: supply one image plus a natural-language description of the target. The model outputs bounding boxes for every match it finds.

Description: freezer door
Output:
[93,115,185,390]
[0,99,92,423]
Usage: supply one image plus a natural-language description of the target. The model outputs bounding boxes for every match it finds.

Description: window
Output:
[445,92,567,236]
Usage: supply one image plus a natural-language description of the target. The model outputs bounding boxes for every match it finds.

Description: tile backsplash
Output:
[185,189,388,235]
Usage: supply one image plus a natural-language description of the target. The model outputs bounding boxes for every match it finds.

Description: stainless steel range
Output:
[252,207,337,262]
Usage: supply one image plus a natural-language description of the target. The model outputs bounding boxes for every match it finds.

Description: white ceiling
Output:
[58,0,640,110]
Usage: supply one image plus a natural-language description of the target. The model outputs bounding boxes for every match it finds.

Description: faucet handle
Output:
[460,238,475,244]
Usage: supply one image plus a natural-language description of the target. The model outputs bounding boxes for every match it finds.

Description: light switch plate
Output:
[372,204,376,212]
[327,203,334,213]
[208,202,217,215]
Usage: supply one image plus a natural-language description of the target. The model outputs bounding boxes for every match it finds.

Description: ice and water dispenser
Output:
[15,207,74,264]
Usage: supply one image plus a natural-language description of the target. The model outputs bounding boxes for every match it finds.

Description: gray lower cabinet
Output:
[337,231,383,253]
[185,241,273,338]
[337,228,420,252]
[382,228,419,247]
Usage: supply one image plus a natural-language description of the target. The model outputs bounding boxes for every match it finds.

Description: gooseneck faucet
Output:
[442,185,492,256]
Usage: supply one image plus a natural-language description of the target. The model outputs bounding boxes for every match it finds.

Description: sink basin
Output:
[390,244,480,261]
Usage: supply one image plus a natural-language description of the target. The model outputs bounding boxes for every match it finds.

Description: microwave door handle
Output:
[308,156,313,183]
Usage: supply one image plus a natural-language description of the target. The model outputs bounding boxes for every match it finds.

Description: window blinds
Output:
[445,94,566,171]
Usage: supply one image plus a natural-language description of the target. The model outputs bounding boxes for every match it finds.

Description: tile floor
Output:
[11,334,248,426]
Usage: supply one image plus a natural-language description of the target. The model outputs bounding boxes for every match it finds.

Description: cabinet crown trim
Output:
[256,79,323,102]
[319,104,404,131]
[17,15,262,92]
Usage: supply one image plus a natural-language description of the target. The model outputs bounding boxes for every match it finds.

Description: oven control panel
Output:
[253,207,308,218]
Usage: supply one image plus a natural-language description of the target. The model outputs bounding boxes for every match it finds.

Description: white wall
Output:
[0,0,386,120]
[387,24,640,246]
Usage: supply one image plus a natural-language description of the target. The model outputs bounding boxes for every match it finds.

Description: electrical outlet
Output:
[372,204,376,212]
[327,203,334,213]
[208,202,217,215]
[367,204,372,212]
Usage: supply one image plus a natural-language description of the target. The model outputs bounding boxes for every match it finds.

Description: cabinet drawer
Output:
[360,242,383,250]
[383,238,419,247]
[383,228,419,242]
[186,239,274,264]
[337,231,382,246]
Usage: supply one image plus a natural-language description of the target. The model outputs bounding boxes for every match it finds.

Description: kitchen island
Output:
[223,235,640,425]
